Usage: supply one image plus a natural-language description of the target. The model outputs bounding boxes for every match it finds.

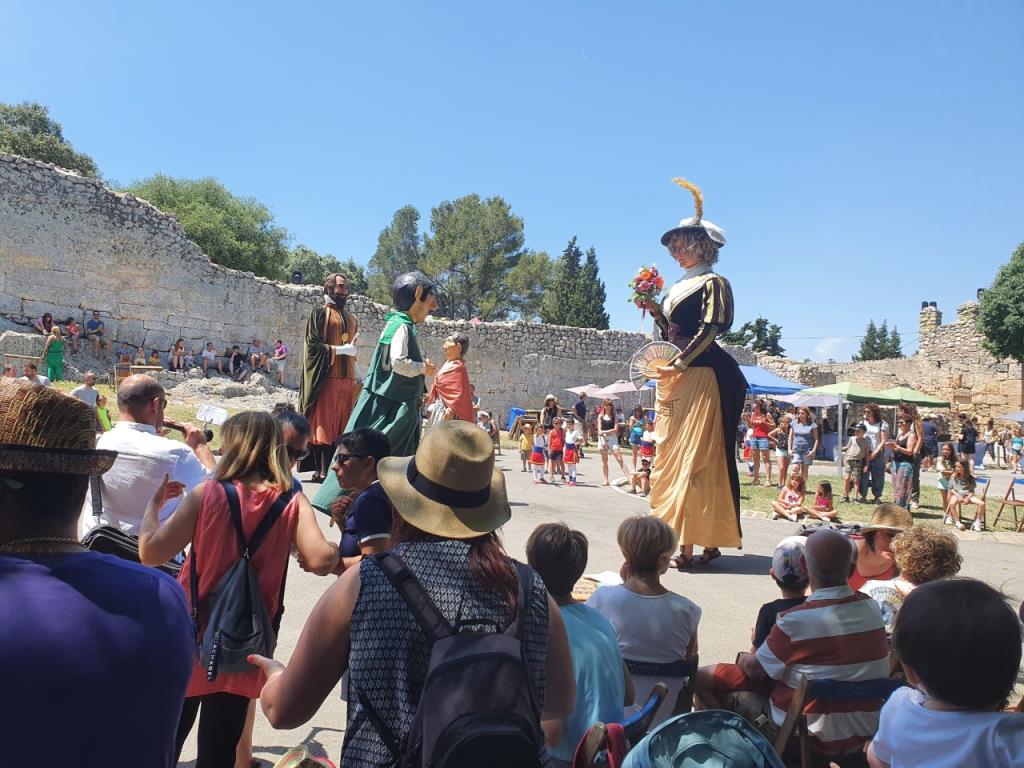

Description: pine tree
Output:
[573,247,610,329]
[853,320,880,361]
[540,237,582,325]
[887,325,904,358]
[853,319,904,360]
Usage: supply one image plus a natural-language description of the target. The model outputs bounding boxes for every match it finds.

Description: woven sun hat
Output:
[0,379,117,476]
[660,177,727,247]
[377,420,510,539]
[861,503,914,534]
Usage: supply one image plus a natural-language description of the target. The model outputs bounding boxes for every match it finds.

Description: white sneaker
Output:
[955,521,966,531]
[788,513,800,523]
[971,519,984,532]
[771,511,780,520]
[909,501,919,510]
[944,515,954,525]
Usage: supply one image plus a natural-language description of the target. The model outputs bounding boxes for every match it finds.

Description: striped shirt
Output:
[756,585,888,755]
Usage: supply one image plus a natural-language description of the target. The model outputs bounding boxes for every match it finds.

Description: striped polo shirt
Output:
[756,584,889,755]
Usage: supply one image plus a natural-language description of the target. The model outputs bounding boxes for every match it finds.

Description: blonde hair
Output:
[667,230,719,266]
[215,411,293,492]
[892,525,962,586]
[617,515,678,573]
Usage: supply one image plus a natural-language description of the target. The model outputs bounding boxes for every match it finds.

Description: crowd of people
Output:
[3,373,1021,767]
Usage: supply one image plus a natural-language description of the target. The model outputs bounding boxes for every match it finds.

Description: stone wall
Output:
[0,152,762,424]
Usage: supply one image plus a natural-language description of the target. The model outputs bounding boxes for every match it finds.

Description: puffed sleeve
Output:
[673,276,734,370]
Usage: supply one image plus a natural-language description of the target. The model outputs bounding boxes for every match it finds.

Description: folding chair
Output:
[621,683,667,747]
[623,654,699,721]
[954,474,990,528]
[772,675,905,768]
[993,477,1024,533]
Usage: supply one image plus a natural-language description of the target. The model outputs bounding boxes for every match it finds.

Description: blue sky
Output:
[4,1,1022,361]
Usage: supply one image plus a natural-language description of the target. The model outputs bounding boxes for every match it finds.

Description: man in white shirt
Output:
[80,374,216,536]
[18,362,51,387]
[70,371,99,409]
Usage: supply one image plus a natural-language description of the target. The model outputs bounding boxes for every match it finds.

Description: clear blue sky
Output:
[5,1,1022,361]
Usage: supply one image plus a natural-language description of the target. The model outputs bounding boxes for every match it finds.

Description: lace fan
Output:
[628,341,681,388]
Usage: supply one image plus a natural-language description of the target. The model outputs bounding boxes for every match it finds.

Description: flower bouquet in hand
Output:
[628,265,665,319]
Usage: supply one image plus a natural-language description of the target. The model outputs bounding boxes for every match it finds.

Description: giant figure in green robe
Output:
[311,271,438,512]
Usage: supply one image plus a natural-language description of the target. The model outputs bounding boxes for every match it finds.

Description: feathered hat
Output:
[659,178,727,248]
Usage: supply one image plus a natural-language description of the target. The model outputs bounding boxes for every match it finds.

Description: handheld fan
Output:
[628,341,681,388]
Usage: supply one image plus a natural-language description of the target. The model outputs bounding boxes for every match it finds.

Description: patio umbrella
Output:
[878,386,950,408]
[565,384,601,396]
[596,379,638,396]
[776,393,844,408]
[998,411,1024,422]
[798,382,902,405]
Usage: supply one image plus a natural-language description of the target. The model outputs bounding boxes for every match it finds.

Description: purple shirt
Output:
[275,343,288,359]
[0,551,194,766]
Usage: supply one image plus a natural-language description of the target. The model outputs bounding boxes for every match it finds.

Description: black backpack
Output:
[189,481,293,682]
[357,551,543,768]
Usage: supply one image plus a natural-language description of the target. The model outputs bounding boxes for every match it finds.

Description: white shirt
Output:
[388,324,426,378]
[201,349,217,362]
[80,421,212,536]
[871,686,1024,768]
[18,375,52,387]
[864,420,889,452]
[565,429,583,446]
[70,384,99,409]
[588,584,701,726]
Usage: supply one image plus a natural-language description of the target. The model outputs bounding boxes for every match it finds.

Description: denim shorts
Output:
[751,437,771,451]
[791,449,812,465]
[775,447,789,459]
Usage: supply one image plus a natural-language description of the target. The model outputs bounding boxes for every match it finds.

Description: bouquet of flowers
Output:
[628,264,665,318]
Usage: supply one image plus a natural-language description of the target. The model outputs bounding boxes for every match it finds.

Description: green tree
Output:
[979,241,1024,362]
[506,250,554,321]
[422,194,526,321]
[287,246,368,294]
[853,319,903,360]
[0,101,98,177]
[123,175,291,280]
[573,246,610,329]
[541,237,583,325]
[367,205,423,305]
[720,316,784,356]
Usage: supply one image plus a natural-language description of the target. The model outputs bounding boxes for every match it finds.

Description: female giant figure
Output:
[646,180,747,567]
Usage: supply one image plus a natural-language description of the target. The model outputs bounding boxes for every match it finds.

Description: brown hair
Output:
[864,403,882,423]
[667,230,719,266]
[787,473,806,494]
[526,523,588,597]
[617,516,678,574]
[602,399,615,412]
[892,525,962,586]
[216,411,293,493]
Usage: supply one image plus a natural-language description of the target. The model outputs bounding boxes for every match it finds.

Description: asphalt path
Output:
[177,450,1024,766]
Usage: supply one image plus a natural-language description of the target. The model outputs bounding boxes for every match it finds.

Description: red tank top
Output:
[549,428,565,451]
[751,414,771,439]
[178,480,300,698]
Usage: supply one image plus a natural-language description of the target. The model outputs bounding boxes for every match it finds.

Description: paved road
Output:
[178,451,1023,766]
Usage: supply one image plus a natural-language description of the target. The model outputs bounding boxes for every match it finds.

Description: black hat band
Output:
[406,457,491,508]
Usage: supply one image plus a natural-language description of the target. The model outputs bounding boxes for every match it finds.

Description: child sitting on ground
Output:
[588,516,701,726]
[693,536,807,709]
[771,472,806,522]
[519,423,533,472]
[843,422,870,502]
[563,416,582,486]
[527,523,633,768]
[806,480,838,521]
[630,457,652,496]
[530,424,548,484]
[184,348,196,369]
[867,578,1024,767]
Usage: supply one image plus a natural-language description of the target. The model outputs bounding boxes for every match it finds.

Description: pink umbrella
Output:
[594,380,638,398]
[565,384,601,396]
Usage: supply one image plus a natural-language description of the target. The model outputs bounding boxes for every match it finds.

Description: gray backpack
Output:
[189,481,294,681]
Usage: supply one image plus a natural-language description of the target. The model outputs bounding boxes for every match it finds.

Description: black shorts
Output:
[924,441,938,458]
[549,450,563,461]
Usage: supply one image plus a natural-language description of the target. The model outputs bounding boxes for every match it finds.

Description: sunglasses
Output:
[286,446,309,462]
[333,453,368,466]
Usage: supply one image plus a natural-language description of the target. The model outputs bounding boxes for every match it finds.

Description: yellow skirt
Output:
[649,366,742,549]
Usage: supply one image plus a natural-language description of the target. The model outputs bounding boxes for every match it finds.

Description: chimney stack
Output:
[919,301,942,336]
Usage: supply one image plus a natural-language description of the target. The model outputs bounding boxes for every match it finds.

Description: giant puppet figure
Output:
[645,179,747,568]
[299,272,359,482]
[425,331,475,424]
[311,271,437,512]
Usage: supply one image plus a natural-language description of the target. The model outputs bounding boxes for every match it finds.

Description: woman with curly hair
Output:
[860,525,962,635]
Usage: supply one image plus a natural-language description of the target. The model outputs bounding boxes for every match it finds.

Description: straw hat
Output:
[861,503,914,534]
[660,177,727,247]
[377,420,510,539]
[0,379,117,475]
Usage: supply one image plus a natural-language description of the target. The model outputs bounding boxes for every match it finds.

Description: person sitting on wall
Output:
[32,312,54,336]
[84,310,111,358]
[64,317,81,355]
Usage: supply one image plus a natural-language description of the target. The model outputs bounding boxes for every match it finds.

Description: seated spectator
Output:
[2,366,16,378]
[693,536,807,709]
[84,310,111,357]
[116,341,134,366]
[252,421,575,765]
[868,578,1024,767]
[272,339,288,385]
[804,480,838,522]
[329,427,393,572]
[249,338,268,372]
[200,341,218,377]
[630,457,652,496]
[860,524,962,636]
[527,523,633,768]
[0,379,193,766]
[95,394,112,432]
[32,312,54,335]
[771,471,805,522]
[169,338,185,372]
[184,348,196,369]
[64,316,81,354]
[228,344,246,380]
[133,347,146,365]
[69,371,99,413]
[138,411,339,767]
[706,529,888,757]
[216,344,233,375]
[850,504,912,590]
[147,349,162,367]
[18,362,51,387]
[588,516,701,726]
[944,458,987,531]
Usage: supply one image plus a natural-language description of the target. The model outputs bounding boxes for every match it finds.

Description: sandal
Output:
[669,554,695,570]
[692,548,722,566]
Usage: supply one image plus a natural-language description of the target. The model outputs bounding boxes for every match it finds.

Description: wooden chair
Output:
[992,477,1024,533]
[621,683,668,747]
[772,675,905,768]
[576,722,607,768]
[954,474,990,528]
[623,654,699,721]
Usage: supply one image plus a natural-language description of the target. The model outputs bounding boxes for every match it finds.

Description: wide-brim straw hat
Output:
[659,177,727,247]
[861,503,914,534]
[0,379,117,476]
[377,420,510,539]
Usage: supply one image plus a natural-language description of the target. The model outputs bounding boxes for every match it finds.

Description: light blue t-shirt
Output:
[549,603,626,762]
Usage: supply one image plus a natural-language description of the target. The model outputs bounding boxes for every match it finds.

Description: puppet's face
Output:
[443,336,462,361]
[408,285,437,323]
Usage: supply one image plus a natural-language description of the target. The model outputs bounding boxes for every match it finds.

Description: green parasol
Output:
[878,386,950,408]
[796,382,902,405]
